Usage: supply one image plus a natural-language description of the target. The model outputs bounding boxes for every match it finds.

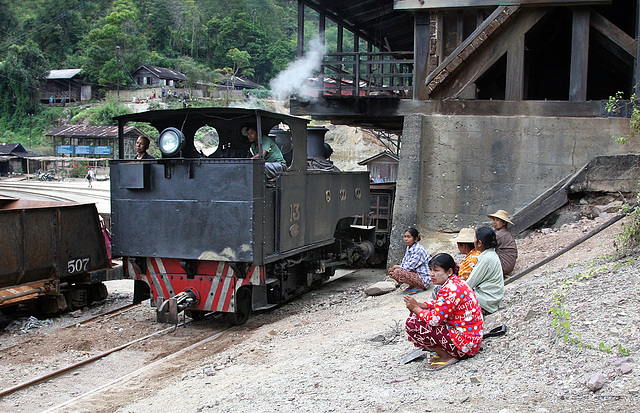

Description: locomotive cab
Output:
[111,108,371,325]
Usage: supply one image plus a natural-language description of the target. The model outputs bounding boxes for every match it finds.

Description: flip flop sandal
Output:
[483,324,508,339]
[403,287,426,295]
[401,348,428,364]
[427,358,458,371]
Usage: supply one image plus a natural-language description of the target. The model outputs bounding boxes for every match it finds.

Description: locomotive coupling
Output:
[348,241,375,267]
[156,289,200,324]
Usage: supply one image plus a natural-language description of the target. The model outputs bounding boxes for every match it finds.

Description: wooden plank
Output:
[291,98,607,119]
[414,12,431,100]
[511,188,568,234]
[432,7,549,100]
[505,33,525,101]
[569,7,589,102]
[394,0,611,9]
[590,10,637,57]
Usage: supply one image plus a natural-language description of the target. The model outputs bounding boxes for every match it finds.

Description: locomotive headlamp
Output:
[158,127,185,157]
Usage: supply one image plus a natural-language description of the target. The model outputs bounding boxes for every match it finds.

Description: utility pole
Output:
[115,46,121,101]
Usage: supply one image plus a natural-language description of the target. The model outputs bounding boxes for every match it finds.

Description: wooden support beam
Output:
[431,7,549,100]
[298,0,305,57]
[569,7,590,102]
[590,11,637,57]
[337,25,343,53]
[506,33,525,101]
[414,12,431,100]
[319,13,326,44]
[456,10,464,46]
[394,0,611,9]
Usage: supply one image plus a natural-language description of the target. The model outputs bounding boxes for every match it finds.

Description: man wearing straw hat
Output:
[487,209,518,275]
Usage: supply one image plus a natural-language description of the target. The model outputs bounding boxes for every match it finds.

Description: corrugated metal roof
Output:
[357,151,399,165]
[47,69,83,79]
[45,125,141,138]
[0,143,27,155]
[133,65,186,81]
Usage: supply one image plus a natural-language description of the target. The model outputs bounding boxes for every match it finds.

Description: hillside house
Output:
[358,151,399,182]
[0,143,30,175]
[131,65,185,88]
[40,69,95,103]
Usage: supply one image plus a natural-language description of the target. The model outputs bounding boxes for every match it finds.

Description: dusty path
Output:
[0,215,638,412]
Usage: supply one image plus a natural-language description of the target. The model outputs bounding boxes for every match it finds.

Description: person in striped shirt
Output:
[388,227,431,294]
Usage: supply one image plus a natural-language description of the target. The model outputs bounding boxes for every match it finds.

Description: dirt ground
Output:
[1,211,639,412]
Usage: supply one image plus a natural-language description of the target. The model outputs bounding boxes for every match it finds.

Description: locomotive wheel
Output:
[88,282,108,304]
[227,287,251,326]
[185,309,207,320]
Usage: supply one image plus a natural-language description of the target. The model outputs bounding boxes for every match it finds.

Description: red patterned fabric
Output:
[389,267,426,289]
[405,275,483,356]
[405,317,470,359]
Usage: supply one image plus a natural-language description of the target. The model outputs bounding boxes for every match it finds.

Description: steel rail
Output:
[505,205,636,286]
[0,303,139,355]
[42,327,232,412]
[0,184,111,201]
[0,319,191,398]
[0,187,76,203]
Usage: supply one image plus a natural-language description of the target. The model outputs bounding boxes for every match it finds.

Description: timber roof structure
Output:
[293,0,636,133]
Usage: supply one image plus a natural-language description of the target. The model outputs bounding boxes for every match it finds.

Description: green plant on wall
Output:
[606,91,640,253]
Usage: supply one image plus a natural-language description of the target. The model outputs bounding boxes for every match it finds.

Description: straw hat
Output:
[487,209,514,225]
[451,227,475,243]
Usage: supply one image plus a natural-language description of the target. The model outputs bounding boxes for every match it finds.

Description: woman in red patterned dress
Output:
[404,253,484,371]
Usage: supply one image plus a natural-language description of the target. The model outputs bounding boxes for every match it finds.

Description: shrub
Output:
[69,163,89,178]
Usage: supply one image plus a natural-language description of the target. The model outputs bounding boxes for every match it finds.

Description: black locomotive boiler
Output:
[110,108,374,324]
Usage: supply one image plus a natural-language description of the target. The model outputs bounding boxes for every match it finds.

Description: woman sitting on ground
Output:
[466,226,504,315]
[388,227,431,294]
[487,209,518,275]
[404,253,483,371]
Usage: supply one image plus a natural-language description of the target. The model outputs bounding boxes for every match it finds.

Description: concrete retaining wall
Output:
[389,113,640,263]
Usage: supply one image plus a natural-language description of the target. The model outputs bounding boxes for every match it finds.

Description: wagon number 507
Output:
[67,257,90,274]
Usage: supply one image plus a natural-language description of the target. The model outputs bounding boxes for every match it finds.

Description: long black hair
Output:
[429,253,459,275]
[475,226,498,249]
[406,227,421,242]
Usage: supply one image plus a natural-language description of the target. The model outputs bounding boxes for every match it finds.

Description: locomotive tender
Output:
[111,108,373,324]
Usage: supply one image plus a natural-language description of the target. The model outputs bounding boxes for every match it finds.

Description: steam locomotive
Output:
[110,108,374,325]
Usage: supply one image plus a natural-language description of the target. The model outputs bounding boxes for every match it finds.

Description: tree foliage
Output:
[0,40,49,123]
[2,0,298,86]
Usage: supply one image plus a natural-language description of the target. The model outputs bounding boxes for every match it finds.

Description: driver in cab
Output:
[246,126,286,179]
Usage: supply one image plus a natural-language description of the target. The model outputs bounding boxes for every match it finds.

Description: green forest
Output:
[0,0,325,149]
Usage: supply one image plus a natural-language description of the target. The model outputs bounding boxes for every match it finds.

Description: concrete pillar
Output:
[388,113,423,265]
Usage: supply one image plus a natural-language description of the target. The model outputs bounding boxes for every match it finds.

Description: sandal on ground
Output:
[403,287,426,295]
[426,358,458,371]
[483,324,508,339]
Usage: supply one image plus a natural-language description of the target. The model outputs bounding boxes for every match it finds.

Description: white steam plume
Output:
[270,36,325,101]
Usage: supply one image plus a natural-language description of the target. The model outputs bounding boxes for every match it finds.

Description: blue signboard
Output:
[75,145,92,155]
[94,146,112,155]
[57,145,73,154]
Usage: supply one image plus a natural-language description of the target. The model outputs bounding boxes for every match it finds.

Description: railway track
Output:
[0,182,111,201]
[0,304,236,411]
